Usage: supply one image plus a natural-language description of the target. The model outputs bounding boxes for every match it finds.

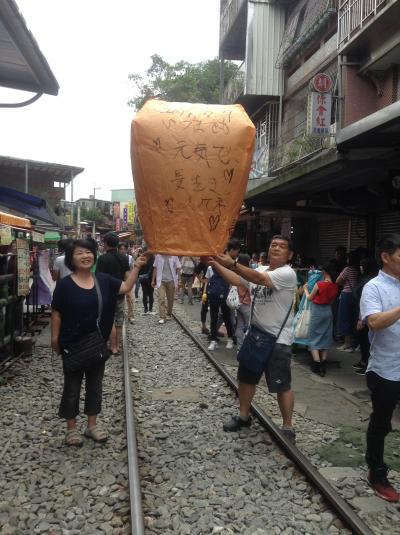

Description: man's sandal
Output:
[84,425,108,443]
[65,429,83,447]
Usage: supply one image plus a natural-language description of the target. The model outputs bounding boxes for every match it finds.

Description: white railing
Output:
[338,0,389,46]
[220,0,246,45]
[223,62,245,104]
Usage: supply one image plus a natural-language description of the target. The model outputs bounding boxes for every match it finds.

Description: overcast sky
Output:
[0,0,220,201]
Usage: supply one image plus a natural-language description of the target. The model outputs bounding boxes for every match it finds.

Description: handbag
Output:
[293,298,311,339]
[226,285,240,310]
[237,286,292,374]
[61,276,109,373]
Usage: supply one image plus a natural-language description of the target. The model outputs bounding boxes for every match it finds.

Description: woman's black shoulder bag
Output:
[61,276,109,373]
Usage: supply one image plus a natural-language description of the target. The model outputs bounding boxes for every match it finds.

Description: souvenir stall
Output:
[26,241,55,327]
[0,212,31,367]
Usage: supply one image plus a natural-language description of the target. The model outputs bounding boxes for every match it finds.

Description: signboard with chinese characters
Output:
[16,239,30,296]
[0,225,12,245]
[113,202,120,219]
[123,205,128,225]
[308,92,332,137]
[127,202,134,224]
[32,231,45,243]
[115,217,121,232]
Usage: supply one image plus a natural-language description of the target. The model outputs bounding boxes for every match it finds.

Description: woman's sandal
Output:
[65,429,83,447]
[84,425,108,443]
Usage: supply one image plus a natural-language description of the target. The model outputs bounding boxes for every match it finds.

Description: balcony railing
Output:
[338,0,389,46]
[220,0,246,45]
[223,62,245,104]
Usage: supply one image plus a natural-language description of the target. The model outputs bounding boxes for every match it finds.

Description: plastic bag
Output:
[226,285,240,310]
[293,299,311,339]
[131,100,255,255]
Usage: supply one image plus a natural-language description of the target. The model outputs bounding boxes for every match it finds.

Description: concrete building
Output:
[221,0,400,261]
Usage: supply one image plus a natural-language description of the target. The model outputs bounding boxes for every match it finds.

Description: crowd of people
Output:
[49,232,400,503]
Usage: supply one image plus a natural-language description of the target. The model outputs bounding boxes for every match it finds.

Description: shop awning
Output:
[44,231,60,242]
[0,210,31,228]
[0,184,61,226]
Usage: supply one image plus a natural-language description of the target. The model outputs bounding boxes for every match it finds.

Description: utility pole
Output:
[92,186,101,239]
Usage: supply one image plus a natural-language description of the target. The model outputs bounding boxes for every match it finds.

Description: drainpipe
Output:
[219,54,225,104]
[336,54,343,130]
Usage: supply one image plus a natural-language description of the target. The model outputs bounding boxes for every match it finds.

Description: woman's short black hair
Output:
[322,264,337,281]
[64,239,97,271]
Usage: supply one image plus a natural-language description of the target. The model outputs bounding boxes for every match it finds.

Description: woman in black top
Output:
[138,254,155,314]
[51,239,147,446]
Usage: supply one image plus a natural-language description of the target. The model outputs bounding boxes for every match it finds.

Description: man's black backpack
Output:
[206,271,229,302]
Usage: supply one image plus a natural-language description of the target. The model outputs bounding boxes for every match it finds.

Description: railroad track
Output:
[123,311,375,535]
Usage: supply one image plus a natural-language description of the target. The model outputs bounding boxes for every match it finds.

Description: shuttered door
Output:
[349,217,367,251]
[318,216,367,263]
[318,217,349,264]
[376,212,400,241]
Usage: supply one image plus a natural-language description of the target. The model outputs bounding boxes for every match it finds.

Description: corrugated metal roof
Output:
[0,0,59,95]
[0,155,84,182]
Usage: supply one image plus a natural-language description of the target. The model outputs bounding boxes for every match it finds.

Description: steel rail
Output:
[122,322,145,535]
[0,352,25,375]
[172,312,374,535]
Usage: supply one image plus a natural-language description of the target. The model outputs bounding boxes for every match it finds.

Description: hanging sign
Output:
[32,231,45,243]
[123,205,128,225]
[308,92,332,137]
[0,225,12,245]
[131,99,255,255]
[113,202,120,219]
[115,217,121,232]
[127,202,134,224]
[16,239,30,296]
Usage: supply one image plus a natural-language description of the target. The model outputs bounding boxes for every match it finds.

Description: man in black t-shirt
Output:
[96,232,129,354]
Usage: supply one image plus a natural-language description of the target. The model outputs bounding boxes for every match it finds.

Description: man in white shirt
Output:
[208,235,297,441]
[152,255,181,324]
[52,239,73,282]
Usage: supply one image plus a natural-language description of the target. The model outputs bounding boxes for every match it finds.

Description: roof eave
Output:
[0,0,59,96]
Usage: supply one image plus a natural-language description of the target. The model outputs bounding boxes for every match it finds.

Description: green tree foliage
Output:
[80,207,106,225]
[128,54,238,110]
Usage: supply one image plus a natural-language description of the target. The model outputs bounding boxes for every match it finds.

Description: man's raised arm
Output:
[210,253,274,288]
